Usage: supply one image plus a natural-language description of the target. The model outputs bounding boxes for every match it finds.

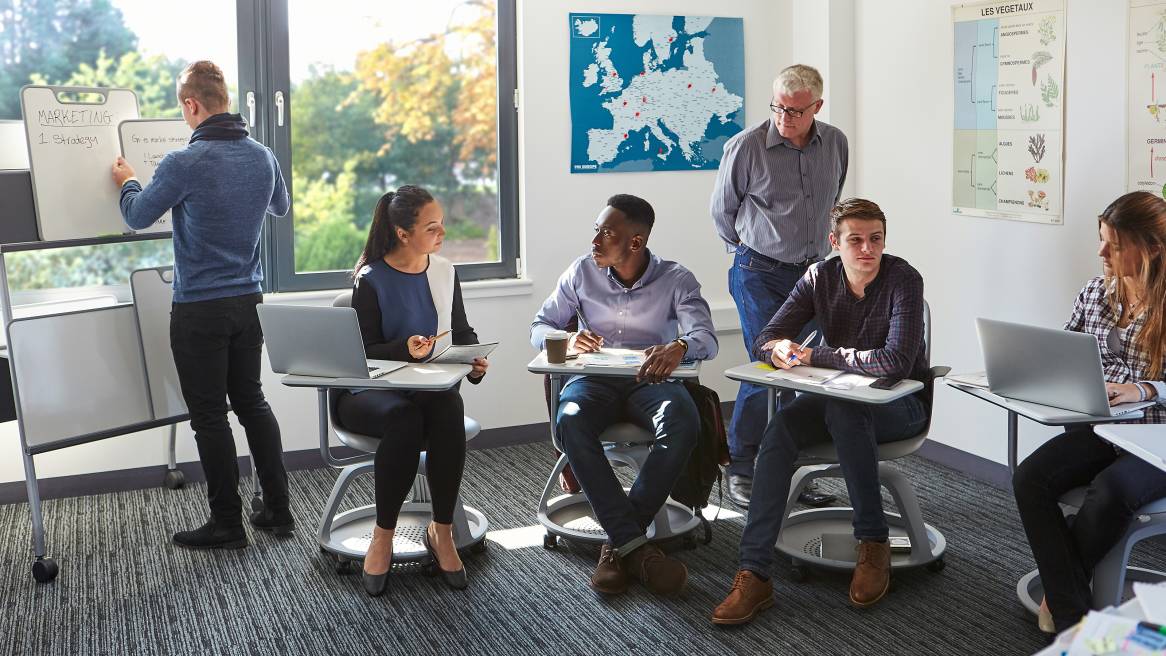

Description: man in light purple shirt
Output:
[531,194,717,597]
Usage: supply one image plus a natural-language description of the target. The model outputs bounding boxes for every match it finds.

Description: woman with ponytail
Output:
[1013,190,1166,633]
[337,185,488,596]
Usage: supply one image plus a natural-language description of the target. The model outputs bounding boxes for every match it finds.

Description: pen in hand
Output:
[788,330,818,362]
[426,329,451,344]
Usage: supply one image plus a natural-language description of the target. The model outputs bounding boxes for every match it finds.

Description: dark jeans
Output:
[556,377,698,552]
[727,245,817,478]
[738,393,928,576]
[335,388,466,530]
[170,293,289,525]
[1013,427,1166,632]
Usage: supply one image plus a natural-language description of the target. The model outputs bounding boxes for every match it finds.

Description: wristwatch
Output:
[674,337,689,354]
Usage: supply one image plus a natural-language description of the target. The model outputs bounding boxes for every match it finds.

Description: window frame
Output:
[261,0,520,292]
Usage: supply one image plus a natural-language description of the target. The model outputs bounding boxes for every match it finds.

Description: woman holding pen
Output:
[1013,191,1166,634]
[336,185,488,596]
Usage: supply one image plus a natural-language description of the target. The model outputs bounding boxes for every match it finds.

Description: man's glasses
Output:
[769,100,820,119]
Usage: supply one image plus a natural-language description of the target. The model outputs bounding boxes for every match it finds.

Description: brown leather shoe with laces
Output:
[590,544,627,595]
[849,540,891,608]
[711,570,774,625]
[623,543,687,595]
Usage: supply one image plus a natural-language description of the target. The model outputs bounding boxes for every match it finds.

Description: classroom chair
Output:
[315,291,488,572]
[777,300,949,580]
[1017,488,1166,613]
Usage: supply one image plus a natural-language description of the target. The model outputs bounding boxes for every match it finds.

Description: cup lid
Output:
[546,330,569,339]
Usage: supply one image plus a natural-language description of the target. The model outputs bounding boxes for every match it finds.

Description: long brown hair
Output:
[353,185,434,278]
[1099,191,1166,378]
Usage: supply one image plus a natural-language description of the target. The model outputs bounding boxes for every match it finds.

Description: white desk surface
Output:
[1095,424,1166,474]
[526,352,701,378]
[945,381,1144,425]
[281,363,471,390]
[723,362,923,405]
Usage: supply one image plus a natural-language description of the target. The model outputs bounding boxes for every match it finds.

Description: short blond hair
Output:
[177,60,229,113]
[773,64,823,99]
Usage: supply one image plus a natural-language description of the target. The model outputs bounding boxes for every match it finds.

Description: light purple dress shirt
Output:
[530,251,718,361]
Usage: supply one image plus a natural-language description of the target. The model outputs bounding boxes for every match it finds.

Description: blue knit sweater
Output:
[119,135,289,303]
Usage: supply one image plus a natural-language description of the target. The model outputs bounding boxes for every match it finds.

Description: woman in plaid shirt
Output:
[1013,191,1166,634]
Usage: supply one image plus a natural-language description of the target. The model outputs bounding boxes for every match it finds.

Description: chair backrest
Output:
[333,290,353,308]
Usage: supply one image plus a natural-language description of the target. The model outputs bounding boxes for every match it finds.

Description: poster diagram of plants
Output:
[952,0,1065,224]
[1128,0,1166,197]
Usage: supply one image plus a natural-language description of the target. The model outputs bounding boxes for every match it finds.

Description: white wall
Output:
[0,0,793,485]
[853,0,1125,465]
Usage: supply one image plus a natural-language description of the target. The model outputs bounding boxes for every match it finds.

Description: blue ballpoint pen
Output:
[789,330,818,363]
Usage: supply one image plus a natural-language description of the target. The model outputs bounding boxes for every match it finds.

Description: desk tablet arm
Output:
[931,366,951,379]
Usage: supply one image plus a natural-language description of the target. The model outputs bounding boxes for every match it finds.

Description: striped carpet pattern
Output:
[0,442,1158,655]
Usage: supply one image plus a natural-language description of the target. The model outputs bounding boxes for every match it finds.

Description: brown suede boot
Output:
[590,544,627,595]
[711,570,774,625]
[849,540,891,608]
[623,543,687,595]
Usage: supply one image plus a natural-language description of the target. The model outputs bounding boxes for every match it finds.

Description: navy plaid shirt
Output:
[754,254,929,383]
[1066,276,1166,424]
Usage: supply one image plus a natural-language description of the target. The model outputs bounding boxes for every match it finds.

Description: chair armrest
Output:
[930,366,951,380]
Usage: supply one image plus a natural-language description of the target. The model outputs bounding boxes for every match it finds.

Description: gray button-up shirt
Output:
[710,118,848,263]
[530,251,718,361]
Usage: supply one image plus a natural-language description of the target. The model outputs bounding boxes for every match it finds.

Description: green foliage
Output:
[31,50,187,118]
[6,240,173,290]
[292,165,366,272]
[0,0,138,119]
[444,218,486,241]
[485,224,499,262]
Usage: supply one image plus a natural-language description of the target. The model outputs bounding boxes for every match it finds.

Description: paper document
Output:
[1135,582,1166,624]
[577,348,645,367]
[766,366,843,386]
[945,371,989,389]
[428,341,498,365]
[1066,610,1165,655]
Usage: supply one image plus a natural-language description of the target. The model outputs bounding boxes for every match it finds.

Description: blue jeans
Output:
[727,245,817,478]
[738,393,928,577]
[1013,427,1166,632]
[556,377,699,552]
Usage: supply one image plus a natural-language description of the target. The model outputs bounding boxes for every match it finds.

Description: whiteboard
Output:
[20,86,140,241]
[0,121,29,170]
[9,305,152,449]
[118,119,191,233]
[131,267,188,419]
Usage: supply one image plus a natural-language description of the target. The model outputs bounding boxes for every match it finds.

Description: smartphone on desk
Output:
[870,377,902,390]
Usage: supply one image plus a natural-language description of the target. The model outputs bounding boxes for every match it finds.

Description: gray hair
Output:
[773,64,823,99]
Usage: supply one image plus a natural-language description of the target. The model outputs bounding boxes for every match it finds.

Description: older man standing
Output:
[710,64,848,509]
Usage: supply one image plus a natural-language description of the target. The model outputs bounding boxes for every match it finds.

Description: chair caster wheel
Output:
[789,563,808,583]
[335,556,355,575]
[163,469,185,490]
[927,557,946,573]
[543,533,558,550]
[470,540,488,554]
[32,557,59,583]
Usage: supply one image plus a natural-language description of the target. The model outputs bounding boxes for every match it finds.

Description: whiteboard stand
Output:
[0,233,192,584]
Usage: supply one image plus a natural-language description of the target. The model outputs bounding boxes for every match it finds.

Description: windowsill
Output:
[265,277,535,305]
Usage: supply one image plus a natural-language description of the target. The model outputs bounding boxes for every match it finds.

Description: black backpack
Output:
[669,379,730,543]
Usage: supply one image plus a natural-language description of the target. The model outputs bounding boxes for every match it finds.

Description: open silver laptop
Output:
[976,317,1155,417]
[257,304,406,379]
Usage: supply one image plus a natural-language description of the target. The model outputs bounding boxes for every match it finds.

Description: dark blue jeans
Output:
[556,377,699,552]
[727,245,816,478]
[1013,427,1166,632]
[738,393,928,577]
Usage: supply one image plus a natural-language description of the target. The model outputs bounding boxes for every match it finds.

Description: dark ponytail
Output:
[353,185,435,278]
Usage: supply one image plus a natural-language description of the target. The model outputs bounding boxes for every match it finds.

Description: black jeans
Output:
[170,293,289,525]
[739,393,928,577]
[335,388,466,530]
[1013,427,1166,632]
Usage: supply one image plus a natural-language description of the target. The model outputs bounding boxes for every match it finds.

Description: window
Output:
[265,0,519,291]
[0,0,517,296]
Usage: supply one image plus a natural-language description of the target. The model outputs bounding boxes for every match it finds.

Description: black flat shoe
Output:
[423,529,468,590]
[361,569,389,597]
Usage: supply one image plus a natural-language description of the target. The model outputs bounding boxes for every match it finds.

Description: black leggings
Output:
[335,388,466,530]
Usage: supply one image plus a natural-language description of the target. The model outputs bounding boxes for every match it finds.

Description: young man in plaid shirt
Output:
[712,198,931,624]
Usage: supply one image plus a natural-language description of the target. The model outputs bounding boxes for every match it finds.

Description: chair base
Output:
[777,507,946,572]
[318,501,488,563]
[1016,567,1166,615]
[537,491,701,547]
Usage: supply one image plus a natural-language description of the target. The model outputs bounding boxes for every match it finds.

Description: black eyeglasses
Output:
[769,100,820,118]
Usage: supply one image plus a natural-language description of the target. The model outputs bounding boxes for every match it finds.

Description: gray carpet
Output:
[0,443,1159,656]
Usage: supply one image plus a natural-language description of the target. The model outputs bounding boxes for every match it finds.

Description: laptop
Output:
[975,317,1156,417]
[257,304,407,379]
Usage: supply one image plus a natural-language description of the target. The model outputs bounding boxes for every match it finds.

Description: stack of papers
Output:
[946,371,989,389]
[577,348,644,367]
[1053,609,1166,655]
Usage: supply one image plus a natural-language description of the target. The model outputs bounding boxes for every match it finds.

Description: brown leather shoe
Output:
[849,540,891,608]
[590,544,627,595]
[711,570,774,625]
[623,543,687,595]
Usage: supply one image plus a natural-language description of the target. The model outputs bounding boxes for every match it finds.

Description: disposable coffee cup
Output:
[545,330,570,364]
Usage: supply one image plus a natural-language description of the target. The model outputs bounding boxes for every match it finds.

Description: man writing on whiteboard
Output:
[110,61,293,550]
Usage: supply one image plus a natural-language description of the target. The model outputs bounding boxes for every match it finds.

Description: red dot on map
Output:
[642,96,647,103]
[687,83,692,89]
[623,133,628,138]
[623,101,627,106]
[658,148,664,153]
[635,112,640,117]
[711,87,717,92]
[640,71,645,76]
[668,37,673,42]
